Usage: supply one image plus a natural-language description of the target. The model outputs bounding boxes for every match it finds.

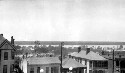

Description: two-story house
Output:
[69,47,108,73]
[0,34,16,73]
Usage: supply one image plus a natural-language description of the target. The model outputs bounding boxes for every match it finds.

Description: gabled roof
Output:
[71,50,107,60]
[27,57,60,65]
[86,51,107,60]
[0,35,16,50]
[62,58,86,69]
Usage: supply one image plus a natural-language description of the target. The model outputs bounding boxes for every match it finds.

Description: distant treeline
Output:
[15,41,125,45]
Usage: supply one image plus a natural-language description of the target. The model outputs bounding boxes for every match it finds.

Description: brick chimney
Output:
[11,36,15,46]
[86,48,90,54]
[78,47,81,53]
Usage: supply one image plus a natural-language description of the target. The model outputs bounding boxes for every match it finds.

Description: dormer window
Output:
[4,52,8,60]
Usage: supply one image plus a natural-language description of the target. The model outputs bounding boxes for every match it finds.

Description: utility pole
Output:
[61,42,64,73]
[112,49,114,73]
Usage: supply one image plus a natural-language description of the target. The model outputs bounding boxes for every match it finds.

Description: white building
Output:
[21,57,60,73]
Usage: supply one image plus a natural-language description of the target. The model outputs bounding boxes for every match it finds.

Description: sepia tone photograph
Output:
[0,0,125,73]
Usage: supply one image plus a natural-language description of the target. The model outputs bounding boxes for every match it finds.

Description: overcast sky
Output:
[0,0,125,41]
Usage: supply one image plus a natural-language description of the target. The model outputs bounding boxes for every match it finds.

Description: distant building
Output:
[21,57,60,73]
[0,34,16,73]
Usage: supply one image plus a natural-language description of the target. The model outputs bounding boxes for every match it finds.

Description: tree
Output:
[35,46,49,53]
[15,45,21,50]
[34,41,40,48]
[14,57,23,73]
[120,45,123,49]
[53,46,68,56]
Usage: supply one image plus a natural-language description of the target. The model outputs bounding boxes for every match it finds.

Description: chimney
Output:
[78,47,81,53]
[0,34,3,36]
[11,36,15,45]
[86,48,90,54]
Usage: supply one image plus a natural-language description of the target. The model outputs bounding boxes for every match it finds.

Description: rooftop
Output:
[71,50,107,60]
[27,57,60,65]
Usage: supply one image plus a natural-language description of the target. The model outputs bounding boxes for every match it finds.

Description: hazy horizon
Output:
[1,0,125,41]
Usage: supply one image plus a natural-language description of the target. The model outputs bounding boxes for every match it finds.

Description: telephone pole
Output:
[61,42,64,73]
[112,49,114,73]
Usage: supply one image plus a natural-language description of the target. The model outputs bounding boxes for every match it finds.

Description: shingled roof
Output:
[71,50,107,60]
[27,57,60,65]
[62,58,86,69]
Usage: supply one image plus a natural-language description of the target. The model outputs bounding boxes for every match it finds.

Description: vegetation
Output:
[14,57,23,73]
[15,41,125,58]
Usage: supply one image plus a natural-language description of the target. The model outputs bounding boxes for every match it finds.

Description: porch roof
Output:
[62,58,86,69]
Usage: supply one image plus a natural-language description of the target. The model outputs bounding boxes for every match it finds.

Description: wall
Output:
[21,59,28,73]
[107,60,113,73]
[86,60,89,73]
[0,42,15,73]
[27,64,60,73]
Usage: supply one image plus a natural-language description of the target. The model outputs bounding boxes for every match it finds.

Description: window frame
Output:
[3,65,7,73]
[4,52,8,60]
[46,67,49,73]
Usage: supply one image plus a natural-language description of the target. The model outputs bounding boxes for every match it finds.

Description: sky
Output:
[0,0,125,41]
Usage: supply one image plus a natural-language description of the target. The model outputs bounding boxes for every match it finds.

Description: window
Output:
[37,67,40,73]
[4,52,8,60]
[11,51,14,59]
[80,58,82,63]
[94,61,98,67]
[98,61,101,67]
[3,65,7,73]
[51,67,53,73]
[46,67,49,73]
[93,61,108,68]
[30,68,34,73]
[89,61,92,67]
[104,61,108,68]
[51,67,58,73]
